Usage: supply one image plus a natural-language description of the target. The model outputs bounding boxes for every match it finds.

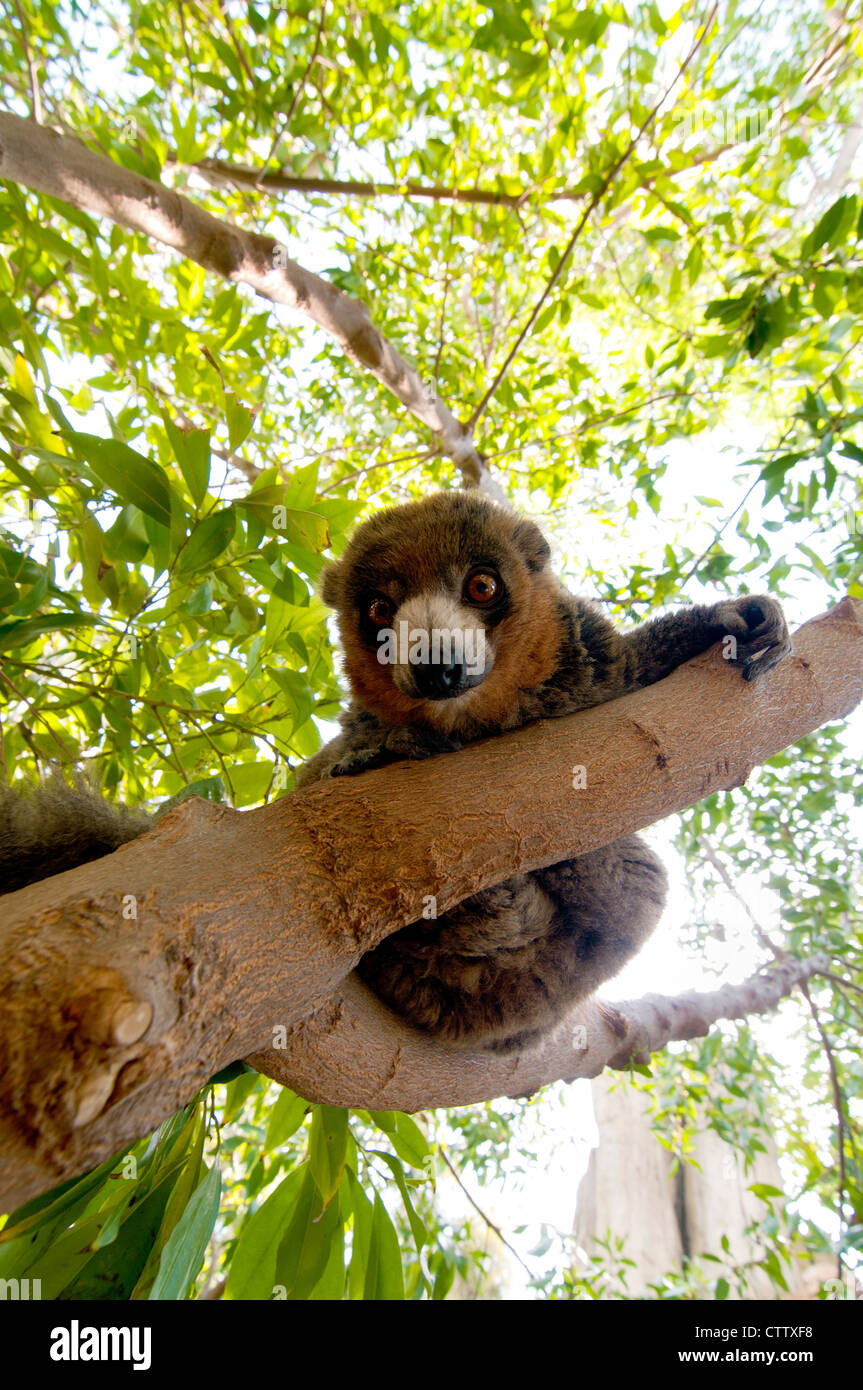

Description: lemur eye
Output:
[465,571,500,604]
[367,596,395,627]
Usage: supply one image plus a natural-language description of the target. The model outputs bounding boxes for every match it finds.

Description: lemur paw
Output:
[328,743,389,777]
[384,726,463,759]
[327,727,462,777]
[714,595,791,681]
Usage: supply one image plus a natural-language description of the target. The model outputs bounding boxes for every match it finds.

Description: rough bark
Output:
[0,597,860,1209]
[0,110,499,494]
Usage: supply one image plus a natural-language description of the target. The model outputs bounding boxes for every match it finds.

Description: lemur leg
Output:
[500,835,668,1051]
[355,835,667,1051]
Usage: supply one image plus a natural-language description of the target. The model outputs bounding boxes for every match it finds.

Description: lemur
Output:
[0,490,791,1053]
[296,490,789,1050]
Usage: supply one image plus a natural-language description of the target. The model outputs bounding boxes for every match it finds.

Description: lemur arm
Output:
[293,705,462,786]
[620,595,791,690]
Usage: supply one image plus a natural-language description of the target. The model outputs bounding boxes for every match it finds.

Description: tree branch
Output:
[182,162,577,207]
[0,597,860,1209]
[169,142,740,209]
[0,110,500,494]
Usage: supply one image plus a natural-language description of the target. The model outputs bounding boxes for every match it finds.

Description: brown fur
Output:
[0,773,150,895]
[309,489,790,1051]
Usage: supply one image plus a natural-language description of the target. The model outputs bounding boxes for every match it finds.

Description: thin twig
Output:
[799,981,850,1282]
[181,142,740,209]
[12,0,42,123]
[468,5,719,430]
[820,971,863,1001]
[482,390,701,464]
[700,836,786,960]
[316,446,433,496]
[217,0,258,90]
[175,0,196,98]
[438,1145,535,1282]
[257,3,328,186]
[679,331,863,588]
[0,669,73,761]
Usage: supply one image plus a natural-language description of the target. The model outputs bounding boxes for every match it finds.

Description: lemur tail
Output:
[0,774,150,895]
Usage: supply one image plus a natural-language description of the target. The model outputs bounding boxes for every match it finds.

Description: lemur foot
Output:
[713,595,791,681]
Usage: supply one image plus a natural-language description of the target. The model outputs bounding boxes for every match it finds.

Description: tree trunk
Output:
[575,1073,801,1298]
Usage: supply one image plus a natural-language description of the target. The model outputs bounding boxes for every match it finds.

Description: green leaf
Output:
[177,508,237,573]
[0,611,103,650]
[265,1089,309,1153]
[208,1060,255,1086]
[365,1194,405,1300]
[389,1113,430,1170]
[647,2,667,35]
[239,492,330,550]
[273,1168,344,1299]
[61,431,176,527]
[368,1110,397,1133]
[147,1160,221,1300]
[132,1109,208,1285]
[748,1183,784,1200]
[221,1072,261,1124]
[802,193,856,257]
[103,504,150,564]
[371,1151,428,1252]
[347,1173,374,1300]
[164,420,211,505]
[48,1168,182,1299]
[269,665,314,725]
[309,1106,348,1203]
[224,392,254,452]
[309,1213,347,1300]
[0,1148,135,1273]
[223,1163,307,1300]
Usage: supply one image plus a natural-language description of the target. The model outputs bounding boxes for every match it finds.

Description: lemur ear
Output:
[320,561,342,607]
[512,517,551,572]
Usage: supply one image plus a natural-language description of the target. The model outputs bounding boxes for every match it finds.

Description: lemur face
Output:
[320,491,564,733]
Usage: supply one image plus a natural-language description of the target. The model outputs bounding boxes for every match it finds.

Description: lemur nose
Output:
[415,660,465,699]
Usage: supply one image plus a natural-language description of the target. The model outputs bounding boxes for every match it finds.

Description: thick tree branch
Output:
[256,951,833,1110]
[0,597,860,1209]
[0,110,499,493]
